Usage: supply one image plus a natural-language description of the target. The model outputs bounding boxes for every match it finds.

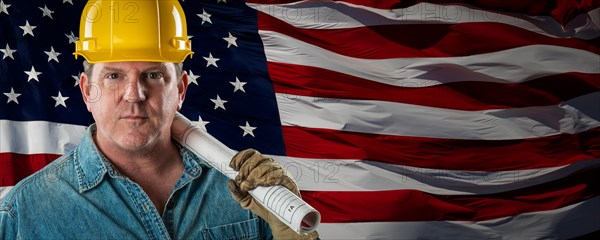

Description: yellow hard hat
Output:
[74,0,193,63]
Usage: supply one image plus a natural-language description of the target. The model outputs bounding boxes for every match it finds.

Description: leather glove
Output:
[228,149,319,240]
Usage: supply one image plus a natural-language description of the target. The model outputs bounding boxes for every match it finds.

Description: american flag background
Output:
[1,0,600,239]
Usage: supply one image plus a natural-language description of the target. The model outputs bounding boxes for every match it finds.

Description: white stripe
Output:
[316,196,600,239]
[5,119,598,190]
[249,2,600,39]
[0,186,12,202]
[260,31,600,87]
[2,118,597,196]
[272,155,600,195]
[0,120,87,155]
[276,93,600,140]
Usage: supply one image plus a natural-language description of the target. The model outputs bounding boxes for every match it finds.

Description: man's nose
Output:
[123,79,146,102]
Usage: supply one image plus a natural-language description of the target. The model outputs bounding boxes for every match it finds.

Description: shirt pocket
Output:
[203,218,261,240]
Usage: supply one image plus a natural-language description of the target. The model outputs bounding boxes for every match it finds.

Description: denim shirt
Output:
[0,124,272,240]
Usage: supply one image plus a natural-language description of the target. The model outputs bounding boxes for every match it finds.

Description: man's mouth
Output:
[120,115,149,121]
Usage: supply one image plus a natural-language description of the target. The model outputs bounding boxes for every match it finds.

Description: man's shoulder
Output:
[0,148,78,209]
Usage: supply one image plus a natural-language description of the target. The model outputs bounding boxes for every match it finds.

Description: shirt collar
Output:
[74,124,210,193]
[178,141,209,177]
[74,124,110,192]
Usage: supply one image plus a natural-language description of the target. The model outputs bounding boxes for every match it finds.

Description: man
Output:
[0,1,317,239]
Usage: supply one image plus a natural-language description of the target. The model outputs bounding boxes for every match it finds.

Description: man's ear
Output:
[177,71,188,111]
[79,73,93,112]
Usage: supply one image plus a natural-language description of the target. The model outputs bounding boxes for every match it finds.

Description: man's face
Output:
[80,62,187,152]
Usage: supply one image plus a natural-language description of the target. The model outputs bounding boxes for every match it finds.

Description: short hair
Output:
[82,60,184,83]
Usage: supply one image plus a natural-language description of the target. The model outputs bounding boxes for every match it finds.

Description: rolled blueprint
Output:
[171,112,321,234]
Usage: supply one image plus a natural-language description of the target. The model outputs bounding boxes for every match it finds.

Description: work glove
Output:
[228,149,319,240]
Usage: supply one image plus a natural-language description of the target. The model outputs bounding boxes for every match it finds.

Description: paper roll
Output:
[171,112,321,234]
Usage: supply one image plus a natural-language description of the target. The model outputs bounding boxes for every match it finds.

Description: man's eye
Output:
[106,73,120,79]
[146,72,163,79]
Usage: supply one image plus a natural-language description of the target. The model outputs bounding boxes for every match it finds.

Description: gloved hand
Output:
[228,149,319,240]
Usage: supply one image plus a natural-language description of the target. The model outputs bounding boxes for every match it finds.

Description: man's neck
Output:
[93,132,184,214]
[119,143,179,179]
[95,134,182,180]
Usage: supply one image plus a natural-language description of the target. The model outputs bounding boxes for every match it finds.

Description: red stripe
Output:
[301,166,600,222]
[270,62,600,111]
[0,152,61,187]
[249,0,600,25]
[282,127,600,171]
[258,11,600,59]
